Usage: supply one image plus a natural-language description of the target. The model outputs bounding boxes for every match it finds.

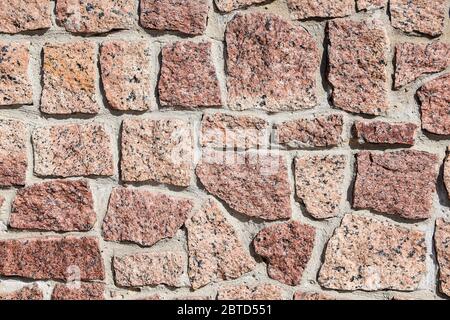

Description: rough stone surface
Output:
[217,284,283,300]
[196,150,292,220]
[390,0,446,37]
[318,214,427,291]
[0,236,104,281]
[201,113,269,149]
[295,155,347,219]
[9,180,96,232]
[444,148,450,199]
[214,0,266,12]
[357,0,387,10]
[0,0,51,34]
[287,0,355,20]
[394,42,450,89]
[0,119,27,187]
[354,121,417,145]
[100,41,152,111]
[435,218,450,298]
[102,187,194,247]
[293,291,334,300]
[140,0,209,35]
[56,0,135,34]
[52,283,105,300]
[328,19,388,115]
[33,123,113,178]
[159,41,222,108]
[275,114,343,148]
[41,42,98,115]
[417,73,450,136]
[253,221,315,286]
[113,251,185,287]
[121,118,193,187]
[353,150,438,219]
[0,42,33,106]
[186,198,256,289]
[0,284,43,300]
[226,12,319,112]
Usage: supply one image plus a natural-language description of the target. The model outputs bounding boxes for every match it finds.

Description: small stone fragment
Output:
[295,155,347,219]
[0,284,43,300]
[214,0,266,12]
[435,218,450,298]
[113,251,185,287]
[417,73,450,135]
[354,121,417,145]
[120,118,193,187]
[10,180,96,232]
[159,41,222,108]
[33,123,114,177]
[52,283,105,300]
[226,12,319,112]
[318,214,427,291]
[390,0,446,37]
[0,0,51,34]
[444,148,450,199]
[201,113,269,150]
[253,221,315,285]
[217,284,283,300]
[186,198,256,289]
[287,0,355,20]
[100,41,152,111]
[328,19,388,115]
[196,150,292,220]
[140,0,209,35]
[353,150,438,219]
[293,291,334,300]
[0,119,27,187]
[102,187,194,247]
[275,114,343,148]
[357,0,387,10]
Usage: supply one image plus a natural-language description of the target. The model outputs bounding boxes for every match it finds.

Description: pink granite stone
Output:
[0,119,27,187]
[293,291,334,300]
[214,0,267,12]
[52,283,105,300]
[357,0,387,10]
[0,284,43,300]
[435,218,450,298]
[287,0,355,20]
[0,0,51,34]
[354,121,417,145]
[217,284,283,300]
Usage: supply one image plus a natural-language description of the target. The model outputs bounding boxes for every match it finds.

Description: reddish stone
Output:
[0,236,104,281]
[217,284,283,300]
[357,0,387,10]
[0,119,27,187]
[10,180,96,232]
[226,12,319,112]
[293,291,334,300]
[0,284,43,300]
[353,150,438,219]
[52,283,105,300]
[354,121,417,145]
[0,0,51,34]
[287,0,355,20]
[214,0,266,12]
[102,187,194,247]
[196,150,292,220]
[435,218,450,298]
[159,41,222,108]
[418,73,450,135]
[444,147,450,199]
[254,221,315,286]
[140,0,209,35]
[328,19,388,115]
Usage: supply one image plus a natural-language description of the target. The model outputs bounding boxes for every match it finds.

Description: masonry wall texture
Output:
[0,0,449,300]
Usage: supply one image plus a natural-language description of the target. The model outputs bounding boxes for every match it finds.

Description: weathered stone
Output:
[0,119,27,187]
[196,150,291,220]
[390,0,446,37]
[253,221,315,285]
[328,19,388,115]
[275,114,343,148]
[52,283,105,300]
[113,251,185,287]
[10,180,96,232]
[0,236,104,281]
[33,123,114,178]
[56,0,135,34]
[41,42,98,115]
[201,113,269,149]
[0,284,43,300]
[357,0,387,10]
[100,41,152,111]
[140,0,209,35]
[186,198,256,289]
[103,187,194,247]
[0,42,33,106]
[214,0,266,12]
[353,150,438,219]
[121,118,193,187]
[354,121,417,145]
[435,218,450,298]
[287,0,355,20]
[295,155,347,219]
[293,291,334,300]
[226,12,319,112]
[444,148,450,199]
[217,284,283,300]
[417,73,450,135]
[395,42,450,89]
[0,0,51,34]
[319,214,427,291]
[159,41,222,108]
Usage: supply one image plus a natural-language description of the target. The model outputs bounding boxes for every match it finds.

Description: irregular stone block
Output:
[287,0,355,20]
[51,283,105,300]
[0,0,51,34]
[217,284,283,300]
[0,119,27,187]
[354,121,417,145]
[435,218,450,298]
